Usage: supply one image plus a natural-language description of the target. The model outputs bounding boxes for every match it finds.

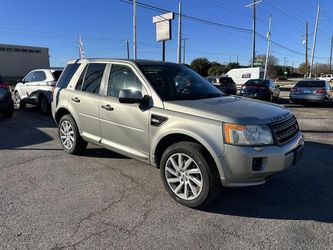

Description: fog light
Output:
[252,157,264,171]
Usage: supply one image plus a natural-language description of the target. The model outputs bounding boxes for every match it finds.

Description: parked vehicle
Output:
[205,76,237,95]
[225,67,264,88]
[14,68,63,114]
[0,75,14,118]
[52,59,303,208]
[290,80,332,105]
[239,79,280,102]
[318,74,333,82]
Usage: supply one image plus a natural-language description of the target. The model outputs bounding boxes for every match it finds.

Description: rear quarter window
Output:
[56,64,80,89]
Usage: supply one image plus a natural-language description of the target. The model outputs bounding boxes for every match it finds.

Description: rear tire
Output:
[160,142,221,208]
[58,114,87,155]
[39,95,50,115]
[0,104,14,118]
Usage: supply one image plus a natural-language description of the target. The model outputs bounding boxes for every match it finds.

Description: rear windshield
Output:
[244,79,269,86]
[219,77,235,84]
[52,70,63,81]
[296,81,325,87]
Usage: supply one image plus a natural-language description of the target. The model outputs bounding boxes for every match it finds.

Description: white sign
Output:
[153,12,174,42]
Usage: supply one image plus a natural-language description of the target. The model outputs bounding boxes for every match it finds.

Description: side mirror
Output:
[17,79,24,83]
[276,85,280,88]
[119,89,143,104]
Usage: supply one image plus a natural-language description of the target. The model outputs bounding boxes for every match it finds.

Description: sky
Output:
[1,0,332,67]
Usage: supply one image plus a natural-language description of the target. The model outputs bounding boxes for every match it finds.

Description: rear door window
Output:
[32,71,46,82]
[81,63,106,94]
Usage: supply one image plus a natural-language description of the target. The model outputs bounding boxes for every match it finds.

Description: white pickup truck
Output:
[14,68,62,114]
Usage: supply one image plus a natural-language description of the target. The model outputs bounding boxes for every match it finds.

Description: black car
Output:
[0,75,14,118]
[206,76,237,95]
[240,79,280,102]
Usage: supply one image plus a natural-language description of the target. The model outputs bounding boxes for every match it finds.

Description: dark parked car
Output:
[0,75,14,118]
[290,80,332,105]
[205,76,237,95]
[240,79,280,102]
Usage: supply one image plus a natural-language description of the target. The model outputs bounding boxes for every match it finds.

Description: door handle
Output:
[101,104,114,111]
[71,97,80,103]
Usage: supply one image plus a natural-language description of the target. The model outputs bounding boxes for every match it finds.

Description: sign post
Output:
[153,12,174,62]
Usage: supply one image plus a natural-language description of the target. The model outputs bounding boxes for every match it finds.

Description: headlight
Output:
[224,123,273,145]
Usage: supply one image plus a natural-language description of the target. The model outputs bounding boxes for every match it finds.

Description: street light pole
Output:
[177,1,182,64]
[124,39,130,59]
[246,0,262,67]
[133,0,137,60]
[182,38,188,64]
[264,15,272,80]
[309,4,320,78]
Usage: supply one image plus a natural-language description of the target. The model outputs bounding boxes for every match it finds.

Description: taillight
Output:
[290,88,298,93]
[314,88,327,94]
[0,83,9,89]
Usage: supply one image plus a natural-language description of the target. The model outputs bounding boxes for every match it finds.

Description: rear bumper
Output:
[0,99,13,110]
[215,132,304,187]
[290,94,327,102]
[240,92,270,100]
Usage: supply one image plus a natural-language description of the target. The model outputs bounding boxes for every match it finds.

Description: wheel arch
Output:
[153,133,219,174]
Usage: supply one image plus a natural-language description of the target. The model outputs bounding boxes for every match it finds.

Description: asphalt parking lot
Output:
[0,89,333,249]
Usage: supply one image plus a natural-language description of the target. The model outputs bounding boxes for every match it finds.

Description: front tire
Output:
[160,142,220,208]
[14,92,25,109]
[58,114,87,155]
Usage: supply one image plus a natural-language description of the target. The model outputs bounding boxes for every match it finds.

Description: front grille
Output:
[269,115,299,145]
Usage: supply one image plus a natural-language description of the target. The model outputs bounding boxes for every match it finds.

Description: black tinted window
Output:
[56,63,80,89]
[245,79,269,86]
[107,65,142,98]
[75,65,87,90]
[219,77,235,84]
[52,70,63,81]
[296,81,325,87]
[81,63,106,94]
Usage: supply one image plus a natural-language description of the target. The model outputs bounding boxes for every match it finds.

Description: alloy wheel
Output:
[60,120,75,150]
[165,153,203,201]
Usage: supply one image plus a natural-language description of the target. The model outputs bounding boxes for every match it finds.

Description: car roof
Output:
[67,58,182,68]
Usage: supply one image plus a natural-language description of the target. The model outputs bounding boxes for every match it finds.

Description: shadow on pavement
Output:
[0,107,56,149]
[204,141,333,223]
[81,147,129,159]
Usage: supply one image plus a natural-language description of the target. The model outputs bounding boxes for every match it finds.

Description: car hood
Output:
[163,96,290,124]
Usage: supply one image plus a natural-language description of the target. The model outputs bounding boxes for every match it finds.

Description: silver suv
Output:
[52,59,304,208]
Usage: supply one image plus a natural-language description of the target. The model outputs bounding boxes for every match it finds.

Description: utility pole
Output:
[305,21,308,78]
[329,35,333,72]
[133,0,137,60]
[177,1,182,64]
[246,0,262,67]
[309,4,320,78]
[124,39,130,59]
[182,38,188,64]
[77,35,85,59]
[236,55,239,63]
[264,15,272,80]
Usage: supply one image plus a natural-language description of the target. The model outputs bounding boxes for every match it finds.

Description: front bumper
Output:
[216,132,304,187]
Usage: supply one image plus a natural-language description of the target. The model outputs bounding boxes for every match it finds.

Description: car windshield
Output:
[140,64,224,101]
[244,79,269,86]
[296,81,325,87]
